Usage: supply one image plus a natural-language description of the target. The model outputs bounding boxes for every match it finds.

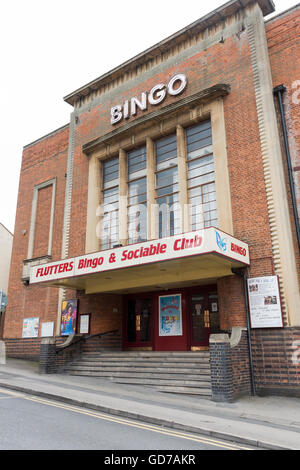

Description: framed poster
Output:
[79,314,90,334]
[60,299,78,336]
[41,321,54,337]
[247,276,284,328]
[159,294,182,336]
[22,317,39,338]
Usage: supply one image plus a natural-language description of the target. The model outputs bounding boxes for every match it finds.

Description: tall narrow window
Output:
[186,121,218,230]
[155,134,180,238]
[102,156,119,249]
[128,146,147,244]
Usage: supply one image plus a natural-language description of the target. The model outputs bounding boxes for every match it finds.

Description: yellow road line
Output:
[0,388,25,398]
[16,393,253,450]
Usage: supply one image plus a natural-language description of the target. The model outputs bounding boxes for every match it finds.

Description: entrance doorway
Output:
[188,289,219,349]
[123,285,219,351]
[124,296,153,350]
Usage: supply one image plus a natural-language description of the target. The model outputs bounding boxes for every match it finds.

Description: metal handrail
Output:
[55,329,119,354]
[85,329,119,342]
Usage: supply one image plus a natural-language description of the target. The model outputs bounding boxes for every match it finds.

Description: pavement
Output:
[0,358,300,450]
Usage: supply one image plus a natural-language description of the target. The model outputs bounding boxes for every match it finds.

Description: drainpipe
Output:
[231,268,256,396]
[273,85,300,254]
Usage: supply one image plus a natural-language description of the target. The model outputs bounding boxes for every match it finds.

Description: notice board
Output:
[247,276,283,328]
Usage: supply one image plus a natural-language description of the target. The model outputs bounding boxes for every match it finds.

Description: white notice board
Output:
[41,322,54,337]
[22,317,40,338]
[247,276,283,328]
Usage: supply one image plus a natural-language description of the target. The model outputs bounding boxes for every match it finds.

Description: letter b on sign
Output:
[111,105,122,124]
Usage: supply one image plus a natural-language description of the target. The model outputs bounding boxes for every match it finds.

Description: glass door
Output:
[125,297,152,349]
[189,289,219,349]
[190,295,210,347]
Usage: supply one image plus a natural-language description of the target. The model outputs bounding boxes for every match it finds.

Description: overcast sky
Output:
[0,0,296,234]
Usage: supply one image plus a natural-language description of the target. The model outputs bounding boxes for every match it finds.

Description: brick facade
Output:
[3,1,300,398]
[4,125,69,340]
[267,6,300,282]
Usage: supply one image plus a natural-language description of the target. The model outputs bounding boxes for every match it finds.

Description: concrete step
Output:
[65,369,211,381]
[75,354,206,362]
[109,377,211,387]
[70,362,210,371]
[83,351,210,358]
[65,365,211,375]
[64,350,212,397]
[67,372,211,388]
[157,386,212,396]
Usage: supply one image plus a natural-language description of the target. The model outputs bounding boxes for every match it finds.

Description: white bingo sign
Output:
[247,276,283,328]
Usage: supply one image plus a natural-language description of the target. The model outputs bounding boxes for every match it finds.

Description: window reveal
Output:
[100,120,218,248]
[155,134,180,238]
[128,146,147,244]
[102,156,119,250]
[186,121,218,230]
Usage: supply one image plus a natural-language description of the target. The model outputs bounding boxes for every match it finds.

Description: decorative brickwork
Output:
[251,327,300,396]
[5,338,41,361]
[209,334,234,402]
[209,328,252,402]
[39,338,56,374]
[55,335,84,372]
[210,327,300,402]
[231,329,252,397]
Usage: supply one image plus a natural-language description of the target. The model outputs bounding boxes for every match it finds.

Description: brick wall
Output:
[231,329,252,397]
[251,327,300,396]
[5,337,41,361]
[266,7,300,281]
[209,328,252,402]
[217,276,247,330]
[210,327,300,401]
[32,184,53,258]
[76,292,123,336]
[3,125,69,340]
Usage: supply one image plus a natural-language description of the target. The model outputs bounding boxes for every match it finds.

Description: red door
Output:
[154,291,188,351]
[123,286,218,351]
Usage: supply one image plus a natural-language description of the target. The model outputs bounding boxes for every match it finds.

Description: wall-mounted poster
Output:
[41,321,54,337]
[22,317,39,338]
[159,294,182,336]
[247,276,284,328]
[60,299,78,336]
[79,314,90,334]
